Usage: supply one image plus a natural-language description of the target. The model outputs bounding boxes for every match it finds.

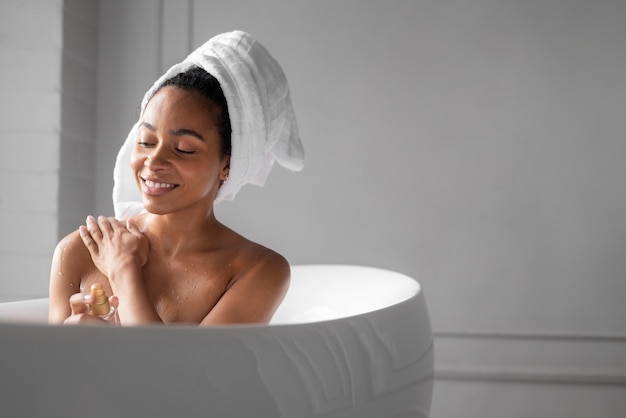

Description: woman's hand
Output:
[79,216,149,278]
[63,292,119,325]
[78,216,162,325]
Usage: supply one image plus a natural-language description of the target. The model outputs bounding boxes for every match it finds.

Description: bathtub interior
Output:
[272,264,420,324]
[0,264,421,325]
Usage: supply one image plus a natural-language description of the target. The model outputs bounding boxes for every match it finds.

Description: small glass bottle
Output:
[88,283,116,323]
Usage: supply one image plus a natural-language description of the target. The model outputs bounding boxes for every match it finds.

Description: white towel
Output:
[113,30,304,219]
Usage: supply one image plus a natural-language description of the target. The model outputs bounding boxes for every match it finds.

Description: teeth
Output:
[145,179,175,188]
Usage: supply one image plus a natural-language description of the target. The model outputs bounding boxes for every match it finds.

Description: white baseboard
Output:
[433,330,626,386]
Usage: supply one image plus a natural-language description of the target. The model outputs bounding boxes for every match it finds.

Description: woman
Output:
[48,31,304,325]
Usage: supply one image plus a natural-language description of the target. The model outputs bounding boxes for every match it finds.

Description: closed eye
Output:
[176,148,195,155]
[137,141,155,147]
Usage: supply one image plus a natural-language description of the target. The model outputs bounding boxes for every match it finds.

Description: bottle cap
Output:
[89,283,111,316]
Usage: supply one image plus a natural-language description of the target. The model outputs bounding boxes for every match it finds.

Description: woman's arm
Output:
[79,216,162,325]
[48,231,116,324]
[199,251,290,325]
[49,232,82,323]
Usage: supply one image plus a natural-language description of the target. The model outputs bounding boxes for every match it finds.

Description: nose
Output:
[144,145,171,171]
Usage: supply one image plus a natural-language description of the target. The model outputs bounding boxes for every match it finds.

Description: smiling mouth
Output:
[141,177,178,196]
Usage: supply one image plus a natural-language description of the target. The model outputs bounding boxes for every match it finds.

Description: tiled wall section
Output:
[0,0,97,301]
[59,0,97,237]
[0,0,63,300]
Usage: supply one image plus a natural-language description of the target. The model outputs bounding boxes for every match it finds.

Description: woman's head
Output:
[156,67,232,158]
[113,31,304,219]
[132,74,232,215]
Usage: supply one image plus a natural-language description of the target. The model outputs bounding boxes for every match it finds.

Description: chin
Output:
[141,201,174,215]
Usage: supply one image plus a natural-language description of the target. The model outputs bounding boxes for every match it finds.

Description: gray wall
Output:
[0,0,97,299]
[2,0,626,416]
[94,1,626,416]
[97,0,626,334]
[0,0,61,299]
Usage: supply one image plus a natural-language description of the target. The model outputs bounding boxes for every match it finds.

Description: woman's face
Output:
[131,86,230,215]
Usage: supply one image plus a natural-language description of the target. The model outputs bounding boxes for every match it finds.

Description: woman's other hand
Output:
[78,216,149,278]
[63,292,119,325]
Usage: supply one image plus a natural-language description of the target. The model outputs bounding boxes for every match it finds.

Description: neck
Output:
[139,208,223,256]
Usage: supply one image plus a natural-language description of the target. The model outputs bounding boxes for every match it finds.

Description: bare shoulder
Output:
[233,239,291,289]
[217,224,290,285]
[198,230,291,324]
[52,229,93,273]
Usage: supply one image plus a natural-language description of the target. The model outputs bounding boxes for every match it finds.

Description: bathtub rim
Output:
[0,264,425,328]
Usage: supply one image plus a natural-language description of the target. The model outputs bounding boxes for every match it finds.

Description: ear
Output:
[220,156,230,181]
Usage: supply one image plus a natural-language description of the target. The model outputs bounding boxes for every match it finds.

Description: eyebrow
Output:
[140,122,205,141]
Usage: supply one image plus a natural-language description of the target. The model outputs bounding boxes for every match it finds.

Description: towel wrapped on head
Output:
[113,30,304,219]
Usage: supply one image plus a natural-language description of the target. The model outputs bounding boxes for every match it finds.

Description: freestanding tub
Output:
[0,265,434,417]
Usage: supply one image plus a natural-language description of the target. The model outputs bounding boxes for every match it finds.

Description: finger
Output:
[109,295,119,309]
[107,216,125,233]
[78,225,99,255]
[86,215,103,240]
[109,217,130,239]
[126,218,142,237]
[97,215,114,237]
[69,292,91,315]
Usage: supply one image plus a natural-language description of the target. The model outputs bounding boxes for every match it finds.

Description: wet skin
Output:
[49,87,290,326]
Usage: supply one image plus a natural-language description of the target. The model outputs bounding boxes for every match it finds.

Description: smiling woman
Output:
[133,85,229,213]
[48,30,305,327]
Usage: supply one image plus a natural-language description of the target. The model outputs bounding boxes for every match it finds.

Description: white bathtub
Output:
[0,265,434,418]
